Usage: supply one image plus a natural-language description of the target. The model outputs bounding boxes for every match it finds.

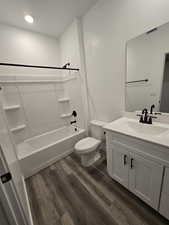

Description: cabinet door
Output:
[109,141,130,188]
[159,167,169,220]
[129,153,163,210]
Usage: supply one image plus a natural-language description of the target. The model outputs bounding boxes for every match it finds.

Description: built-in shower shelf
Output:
[58,97,70,103]
[10,124,26,132]
[60,113,72,118]
[3,104,21,111]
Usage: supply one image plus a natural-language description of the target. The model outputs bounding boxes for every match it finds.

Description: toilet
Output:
[75,120,106,167]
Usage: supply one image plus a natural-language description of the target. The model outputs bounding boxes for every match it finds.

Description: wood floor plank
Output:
[65,156,167,225]
[26,154,169,225]
[67,173,118,225]
[27,174,60,225]
[48,163,87,225]
[26,178,42,225]
[40,168,66,217]
[61,212,75,225]
[63,157,130,225]
[64,156,144,225]
[64,156,115,206]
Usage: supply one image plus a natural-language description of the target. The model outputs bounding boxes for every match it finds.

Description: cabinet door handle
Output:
[123,155,127,165]
[130,158,134,169]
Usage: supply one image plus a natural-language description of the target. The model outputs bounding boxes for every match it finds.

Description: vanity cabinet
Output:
[159,167,169,220]
[110,141,130,188]
[129,152,163,209]
[106,133,163,210]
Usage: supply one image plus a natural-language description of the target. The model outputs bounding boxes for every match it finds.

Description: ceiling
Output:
[0,0,98,38]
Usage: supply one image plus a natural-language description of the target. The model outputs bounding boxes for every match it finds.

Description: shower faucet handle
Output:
[72,110,77,117]
[70,120,77,125]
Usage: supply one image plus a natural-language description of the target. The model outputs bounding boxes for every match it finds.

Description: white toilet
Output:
[75,120,106,167]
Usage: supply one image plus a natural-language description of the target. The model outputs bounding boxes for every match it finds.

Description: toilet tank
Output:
[90,120,107,140]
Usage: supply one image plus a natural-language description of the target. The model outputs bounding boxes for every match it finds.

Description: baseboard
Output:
[21,176,34,225]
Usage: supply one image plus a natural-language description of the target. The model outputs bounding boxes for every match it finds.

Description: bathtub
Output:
[17,126,86,178]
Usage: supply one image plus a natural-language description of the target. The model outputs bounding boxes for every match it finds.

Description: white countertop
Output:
[104,117,169,148]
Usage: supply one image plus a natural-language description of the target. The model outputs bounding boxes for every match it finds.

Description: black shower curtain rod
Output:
[0,63,79,71]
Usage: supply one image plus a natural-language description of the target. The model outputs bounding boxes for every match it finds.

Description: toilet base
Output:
[81,150,101,167]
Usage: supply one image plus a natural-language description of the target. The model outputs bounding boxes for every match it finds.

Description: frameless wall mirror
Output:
[126,22,169,114]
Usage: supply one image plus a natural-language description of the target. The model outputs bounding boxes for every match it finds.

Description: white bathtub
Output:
[17,126,86,177]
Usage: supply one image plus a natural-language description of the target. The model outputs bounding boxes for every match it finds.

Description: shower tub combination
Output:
[17,126,86,177]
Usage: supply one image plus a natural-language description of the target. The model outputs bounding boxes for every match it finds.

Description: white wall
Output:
[82,0,169,121]
[59,20,87,129]
[0,23,60,70]
[60,21,81,68]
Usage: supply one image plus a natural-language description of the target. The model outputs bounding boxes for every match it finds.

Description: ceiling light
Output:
[24,15,34,24]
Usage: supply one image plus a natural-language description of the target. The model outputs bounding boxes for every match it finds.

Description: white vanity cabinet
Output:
[159,167,169,220]
[106,131,164,210]
[109,140,130,188]
[129,152,163,209]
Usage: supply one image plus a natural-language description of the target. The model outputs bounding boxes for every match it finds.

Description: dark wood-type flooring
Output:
[26,153,169,225]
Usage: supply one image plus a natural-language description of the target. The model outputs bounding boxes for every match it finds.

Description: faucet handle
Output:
[148,116,152,124]
[142,108,148,115]
[147,115,157,124]
[136,114,144,123]
[154,112,162,115]
[150,115,157,119]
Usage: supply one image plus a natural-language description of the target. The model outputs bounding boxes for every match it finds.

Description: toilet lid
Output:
[75,137,101,154]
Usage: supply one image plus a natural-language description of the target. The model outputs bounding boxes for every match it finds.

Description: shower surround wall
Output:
[0,23,86,145]
[0,23,61,143]
[1,77,72,144]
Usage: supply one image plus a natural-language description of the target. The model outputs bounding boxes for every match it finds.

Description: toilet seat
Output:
[75,137,101,154]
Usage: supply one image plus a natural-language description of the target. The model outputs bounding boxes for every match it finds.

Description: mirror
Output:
[126,22,169,114]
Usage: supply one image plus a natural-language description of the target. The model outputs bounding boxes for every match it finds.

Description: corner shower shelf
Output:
[10,124,26,132]
[3,104,21,111]
[60,113,72,119]
[58,97,70,103]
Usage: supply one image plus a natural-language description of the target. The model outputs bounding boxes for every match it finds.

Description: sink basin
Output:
[127,121,169,136]
[104,117,169,148]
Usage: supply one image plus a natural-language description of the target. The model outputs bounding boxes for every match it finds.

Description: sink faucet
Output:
[150,104,155,114]
[142,108,148,123]
[137,107,157,124]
